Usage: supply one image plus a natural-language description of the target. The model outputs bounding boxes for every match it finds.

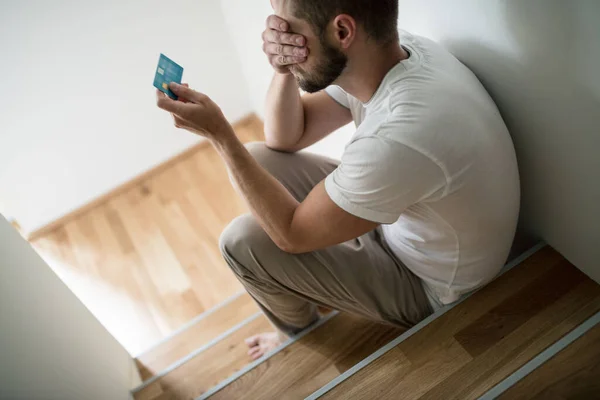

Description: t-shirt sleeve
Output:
[325,136,447,224]
[325,85,351,109]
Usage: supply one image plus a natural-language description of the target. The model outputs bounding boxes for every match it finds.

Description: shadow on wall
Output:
[440,0,600,275]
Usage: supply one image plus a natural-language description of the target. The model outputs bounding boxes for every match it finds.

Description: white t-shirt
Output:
[325,32,520,310]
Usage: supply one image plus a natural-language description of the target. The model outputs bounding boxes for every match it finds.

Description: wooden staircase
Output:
[131,245,600,400]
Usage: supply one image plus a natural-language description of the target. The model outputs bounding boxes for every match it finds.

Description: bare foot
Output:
[245,332,284,360]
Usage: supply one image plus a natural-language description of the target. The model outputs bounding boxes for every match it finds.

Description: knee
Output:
[244,142,270,162]
[244,141,268,155]
[219,214,277,278]
[244,142,288,173]
[219,213,262,259]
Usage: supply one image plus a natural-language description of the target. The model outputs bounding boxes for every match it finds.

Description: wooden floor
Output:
[499,322,600,399]
[135,293,259,381]
[135,315,274,400]
[210,313,404,400]
[140,244,596,400]
[318,246,600,400]
[30,116,265,354]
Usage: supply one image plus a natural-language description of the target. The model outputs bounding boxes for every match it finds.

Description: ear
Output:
[332,14,357,49]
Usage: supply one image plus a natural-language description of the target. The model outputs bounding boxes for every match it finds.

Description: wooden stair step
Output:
[498,320,600,398]
[208,313,405,399]
[316,246,600,399]
[134,313,272,400]
[135,292,259,382]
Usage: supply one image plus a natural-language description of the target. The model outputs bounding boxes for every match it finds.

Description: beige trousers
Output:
[219,142,433,336]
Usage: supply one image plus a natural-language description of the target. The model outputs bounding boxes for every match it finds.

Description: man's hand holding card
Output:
[154,54,233,142]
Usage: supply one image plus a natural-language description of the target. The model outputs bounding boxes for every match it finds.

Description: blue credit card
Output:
[153,53,184,100]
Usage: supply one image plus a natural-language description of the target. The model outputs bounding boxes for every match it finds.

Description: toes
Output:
[245,335,259,348]
[249,347,263,360]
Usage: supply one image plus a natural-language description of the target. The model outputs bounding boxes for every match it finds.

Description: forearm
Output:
[264,73,305,150]
[213,130,300,251]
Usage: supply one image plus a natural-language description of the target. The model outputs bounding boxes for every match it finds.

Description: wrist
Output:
[274,72,300,92]
[211,124,238,149]
[275,69,295,80]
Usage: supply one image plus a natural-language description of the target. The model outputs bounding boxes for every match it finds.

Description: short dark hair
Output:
[291,0,399,45]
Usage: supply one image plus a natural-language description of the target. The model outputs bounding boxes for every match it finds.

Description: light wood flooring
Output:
[499,322,600,399]
[210,313,404,400]
[170,245,600,400]
[318,246,600,400]
[135,293,259,381]
[135,314,274,400]
[30,116,265,355]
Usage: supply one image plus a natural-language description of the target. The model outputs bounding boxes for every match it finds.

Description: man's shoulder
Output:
[349,113,428,154]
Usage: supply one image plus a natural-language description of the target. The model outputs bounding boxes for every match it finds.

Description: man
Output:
[156,0,520,361]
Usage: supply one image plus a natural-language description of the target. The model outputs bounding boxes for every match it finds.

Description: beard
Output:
[293,37,348,93]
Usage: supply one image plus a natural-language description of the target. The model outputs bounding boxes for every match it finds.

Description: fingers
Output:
[156,89,188,115]
[269,54,306,66]
[248,347,263,360]
[262,29,305,46]
[177,83,190,103]
[169,82,209,104]
[262,14,307,73]
[172,114,187,129]
[263,42,308,57]
[266,14,288,32]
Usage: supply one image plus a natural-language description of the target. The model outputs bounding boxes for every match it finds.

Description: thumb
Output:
[170,82,209,104]
[178,83,190,103]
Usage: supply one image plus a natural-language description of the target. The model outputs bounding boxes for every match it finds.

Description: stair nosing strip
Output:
[478,309,600,400]
[134,291,247,359]
[305,241,547,400]
[196,310,341,400]
[131,311,263,394]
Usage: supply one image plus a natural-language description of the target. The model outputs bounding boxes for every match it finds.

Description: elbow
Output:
[264,132,301,153]
[265,141,298,154]
[273,236,307,254]
[274,238,299,254]
[264,125,303,153]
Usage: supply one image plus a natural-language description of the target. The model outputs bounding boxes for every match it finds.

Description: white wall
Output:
[221,0,600,282]
[220,0,273,119]
[0,215,137,399]
[0,0,252,235]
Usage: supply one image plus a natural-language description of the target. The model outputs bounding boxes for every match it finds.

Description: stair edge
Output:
[197,310,341,400]
[134,291,247,359]
[305,241,547,400]
[479,310,600,400]
[131,311,263,394]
